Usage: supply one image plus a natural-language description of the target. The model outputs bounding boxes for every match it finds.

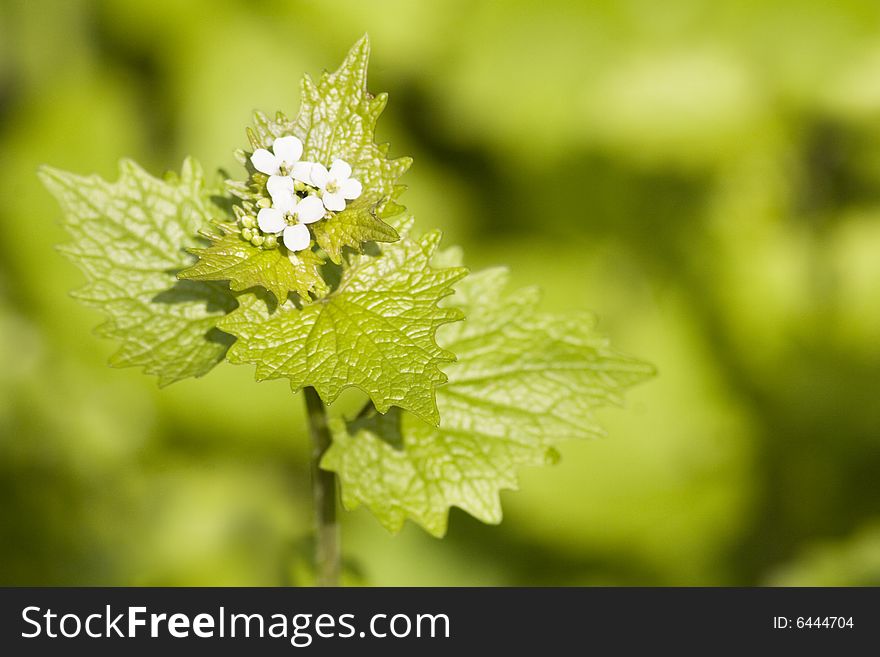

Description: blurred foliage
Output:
[1,0,879,585]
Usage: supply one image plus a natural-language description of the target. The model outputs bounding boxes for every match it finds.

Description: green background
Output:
[1,0,879,586]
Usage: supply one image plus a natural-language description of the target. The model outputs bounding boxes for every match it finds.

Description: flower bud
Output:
[251,234,265,247]
[241,227,254,241]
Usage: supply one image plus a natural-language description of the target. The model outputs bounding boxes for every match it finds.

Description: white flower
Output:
[251,136,302,175]
[292,161,317,184]
[310,159,362,212]
[250,136,314,200]
[256,192,325,252]
[266,173,294,200]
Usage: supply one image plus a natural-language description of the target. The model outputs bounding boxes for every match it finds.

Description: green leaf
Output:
[217,219,467,424]
[178,224,328,302]
[322,267,655,536]
[40,158,236,385]
[310,197,399,265]
[246,35,411,262]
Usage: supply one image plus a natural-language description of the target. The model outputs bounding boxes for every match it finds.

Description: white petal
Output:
[322,191,346,212]
[296,195,325,224]
[283,223,311,251]
[340,177,362,200]
[257,207,286,234]
[310,163,329,189]
[250,149,279,175]
[329,159,352,181]
[292,161,315,184]
[267,175,294,199]
[272,136,303,166]
[272,189,297,214]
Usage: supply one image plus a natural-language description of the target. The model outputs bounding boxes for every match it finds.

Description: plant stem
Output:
[304,386,340,586]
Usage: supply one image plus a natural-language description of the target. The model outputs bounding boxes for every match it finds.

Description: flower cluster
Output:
[241,136,362,252]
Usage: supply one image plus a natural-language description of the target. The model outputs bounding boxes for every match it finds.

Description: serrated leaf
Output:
[310,197,399,264]
[40,158,236,385]
[322,268,655,537]
[217,221,467,424]
[178,224,328,302]
[247,35,411,261]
